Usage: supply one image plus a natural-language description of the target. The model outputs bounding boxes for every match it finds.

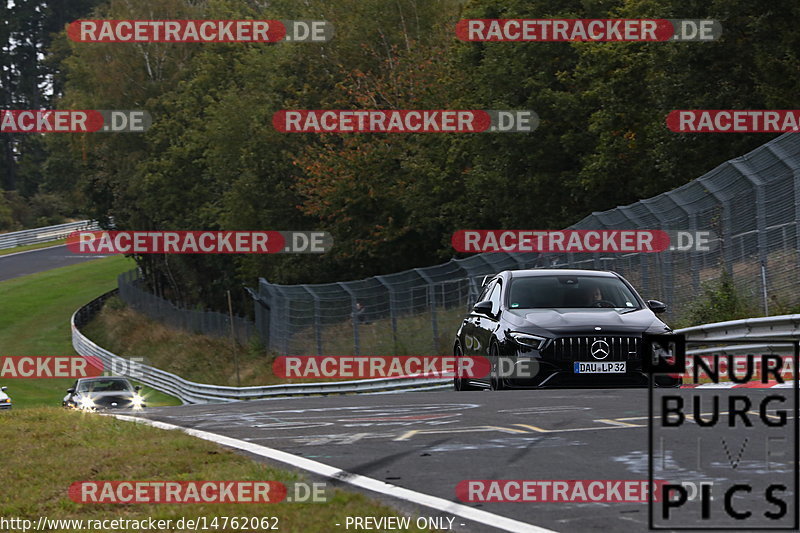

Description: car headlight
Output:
[130,394,145,409]
[508,332,546,350]
[1,398,9,403]
[78,396,95,410]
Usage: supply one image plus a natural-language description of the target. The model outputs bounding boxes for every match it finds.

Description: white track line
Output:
[111,414,557,533]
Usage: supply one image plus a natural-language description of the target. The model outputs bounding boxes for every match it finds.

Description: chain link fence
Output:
[250,132,800,356]
[118,270,255,344]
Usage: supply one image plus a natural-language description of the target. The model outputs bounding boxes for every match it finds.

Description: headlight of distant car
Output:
[0,398,10,403]
[508,332,546,350]
[78,396,96,410]
[130,394,145,410]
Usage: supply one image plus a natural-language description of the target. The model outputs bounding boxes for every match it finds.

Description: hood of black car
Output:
[504,308,668,335]
[85,391,134,405]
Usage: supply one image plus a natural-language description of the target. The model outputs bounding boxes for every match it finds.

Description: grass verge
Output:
[82,297,466,386]
[0,408,433,533]
[82,298,284,387]
[0,255,178,408]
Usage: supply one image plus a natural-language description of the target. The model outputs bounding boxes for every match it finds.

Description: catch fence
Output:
[250,132,800,355]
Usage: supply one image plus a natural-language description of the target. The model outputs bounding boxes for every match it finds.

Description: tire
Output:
[489,343,506,391]
[453,344,480,391]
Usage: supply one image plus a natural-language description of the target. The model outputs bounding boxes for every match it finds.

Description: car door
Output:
[462,278,495,357]
[474,279,503,381]
[64,379,78,406]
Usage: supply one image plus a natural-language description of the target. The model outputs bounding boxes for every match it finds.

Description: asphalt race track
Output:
[129,387,798,532]
[0,244,109,282]
[12,246,791,531]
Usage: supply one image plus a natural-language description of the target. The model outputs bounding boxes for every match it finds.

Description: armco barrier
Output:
[675,315,800,341]
[0,220,99,250]
[71,291,451,404]
[71,291,800,403]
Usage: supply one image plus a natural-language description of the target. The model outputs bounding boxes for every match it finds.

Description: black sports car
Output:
[63,377,146,411]
[453,269,681,390]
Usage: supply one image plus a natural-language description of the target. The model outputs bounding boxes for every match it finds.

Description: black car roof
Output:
[76,377,132,383]
[506,269,618,279]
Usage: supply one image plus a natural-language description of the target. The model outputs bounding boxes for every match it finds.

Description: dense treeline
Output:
[0,0,104,228]
[6,0,800,312]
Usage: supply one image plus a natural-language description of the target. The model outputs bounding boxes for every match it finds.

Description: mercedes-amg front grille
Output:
[544,336,640,362]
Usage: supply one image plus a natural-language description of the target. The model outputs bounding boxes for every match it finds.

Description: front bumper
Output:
[501,334,682,388]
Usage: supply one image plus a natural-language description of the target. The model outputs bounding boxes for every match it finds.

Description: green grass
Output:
[82,298,467,387]
[82,298,283,387]
[0,409,433,533]
[0,256,179,408]
[0,260,434,532]
[4,378,176,410]
[0,238,68,256]
[290,306,466,356]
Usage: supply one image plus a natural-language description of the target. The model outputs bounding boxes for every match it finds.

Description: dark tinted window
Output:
[488,281,503,315]
[476,277,496,303]
[78,379,133,393]
[508,275,640,309]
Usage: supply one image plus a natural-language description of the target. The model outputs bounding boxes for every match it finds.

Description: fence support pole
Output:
[761,260,769,316]
[227,290,241,387]
[375,276,398,354]
[414,268,439,353]
[338,282,360,356]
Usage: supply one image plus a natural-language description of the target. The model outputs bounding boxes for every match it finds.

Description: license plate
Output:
[573,361,626,373]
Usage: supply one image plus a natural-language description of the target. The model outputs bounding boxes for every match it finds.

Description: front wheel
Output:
[489,343,506,391]
[453,344,480,391]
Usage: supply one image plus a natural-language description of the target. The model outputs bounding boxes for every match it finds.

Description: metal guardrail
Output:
[70,289,799,404]
[676,315,800,342]
[0,220,99,250]
[71,291,450,404]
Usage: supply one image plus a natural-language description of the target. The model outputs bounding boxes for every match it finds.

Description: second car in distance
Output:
[63,377,146,411]
[0,386,11,410]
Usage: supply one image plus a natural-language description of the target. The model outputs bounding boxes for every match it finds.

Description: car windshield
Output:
[508,275,641,310]
[77,379,133,393]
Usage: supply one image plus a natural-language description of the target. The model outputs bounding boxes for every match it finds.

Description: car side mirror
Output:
[67,388,75,394]
[473,300,494,316]
[647,300,667,314]
[1,386,6,392]
[135,386,142,391]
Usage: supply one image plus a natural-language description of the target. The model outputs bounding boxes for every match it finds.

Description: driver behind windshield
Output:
[582,285,603,306]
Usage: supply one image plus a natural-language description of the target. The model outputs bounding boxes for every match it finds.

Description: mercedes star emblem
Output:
[590,340,610,360]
